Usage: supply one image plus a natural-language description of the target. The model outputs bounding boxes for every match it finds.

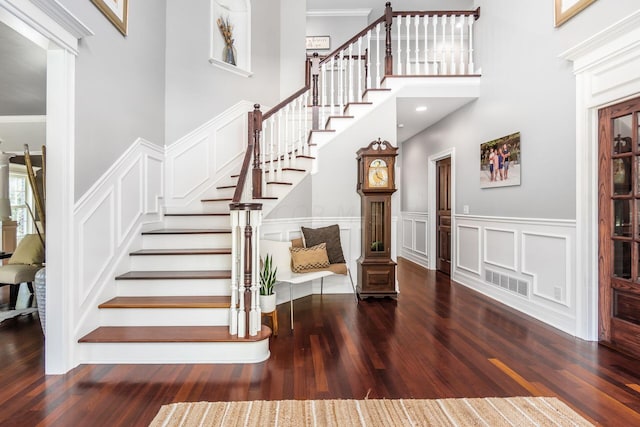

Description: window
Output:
[9,172,33,242]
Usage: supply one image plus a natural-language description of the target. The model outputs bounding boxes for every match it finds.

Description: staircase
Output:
[76,3,482,364]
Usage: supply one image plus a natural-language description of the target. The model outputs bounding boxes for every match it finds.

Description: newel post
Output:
[251,104,263,199]
[310,52,321,130]
[384,2,393,76]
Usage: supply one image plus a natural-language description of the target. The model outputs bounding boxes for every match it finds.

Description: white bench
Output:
[260,239,357,330]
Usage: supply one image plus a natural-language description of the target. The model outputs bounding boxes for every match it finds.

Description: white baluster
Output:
[396,16,402,74]
[329,57,335,117]
[468,15,475,74]
[450,15,456,75]
[249,210,260,336]
[260,121,267,195]
[366,30,372,90]
[268,117,275,181]
[320,63,327,131]
[423,15,429,74]
[229,210,238,335]
[297,95,303,161]
[375,23,381,88]
[339,50,345,113]
[277,110,283,180]
[414,15,420,75]
[348,44,354,103]
[303,92,309,156]
[357,37,363,101]
[405,15,411,74]
[458,15,464,75]
[441,15,447,74]
[236,210,246,337]
[433,15,438,74]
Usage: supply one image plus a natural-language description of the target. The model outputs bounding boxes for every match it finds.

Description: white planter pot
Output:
[260,293,276,313]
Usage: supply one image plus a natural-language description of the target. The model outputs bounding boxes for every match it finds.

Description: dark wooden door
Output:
[599,96,640,357]
[436,157,451,275]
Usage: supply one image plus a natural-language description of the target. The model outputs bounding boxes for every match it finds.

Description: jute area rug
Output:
[0,307,37,324]
[149,397,593,426]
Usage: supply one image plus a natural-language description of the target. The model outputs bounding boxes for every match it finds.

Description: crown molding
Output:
[0,115,46,124]
[29,0,93,39]
[307,8,372,18]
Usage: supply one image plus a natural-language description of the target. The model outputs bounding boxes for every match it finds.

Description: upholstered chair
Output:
[0,234,45,309]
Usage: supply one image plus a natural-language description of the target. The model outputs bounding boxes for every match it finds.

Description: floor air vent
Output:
[485,269,528,297]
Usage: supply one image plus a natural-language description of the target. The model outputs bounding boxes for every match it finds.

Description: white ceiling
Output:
[396,97,476,143]
[0,22,47,116]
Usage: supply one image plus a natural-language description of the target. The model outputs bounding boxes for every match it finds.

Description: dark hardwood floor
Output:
[1,258,640,425]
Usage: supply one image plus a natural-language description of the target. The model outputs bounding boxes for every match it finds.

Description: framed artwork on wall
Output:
[91,0,128,36]
[480,132,521,189]
[554,0,597,27]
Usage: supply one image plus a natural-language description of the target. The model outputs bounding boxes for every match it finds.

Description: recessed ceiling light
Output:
[415,106,427,112]
[398,123,404,128]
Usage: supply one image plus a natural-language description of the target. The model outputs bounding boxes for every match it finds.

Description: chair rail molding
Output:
[561,8,640,341]
[453,214,577,337]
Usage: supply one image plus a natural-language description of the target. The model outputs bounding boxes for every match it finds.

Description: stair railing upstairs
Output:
[228,2,481,337]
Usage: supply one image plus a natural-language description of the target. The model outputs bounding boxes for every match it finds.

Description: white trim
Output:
[483,227,518,272]
[427,147,455,271]
[29,0,93,39]
[209,58,253,78]
[0,115,46,123]
[561,7,640,341]
[306,9,372,18]
[456,214,576,227]
[455,224,481,275]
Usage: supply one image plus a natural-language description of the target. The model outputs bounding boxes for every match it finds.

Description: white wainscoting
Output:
[261,216,399,303]
[452,215,578,336]
[164,100,253,211]
[72,138,164,341]
[399,212,429,269]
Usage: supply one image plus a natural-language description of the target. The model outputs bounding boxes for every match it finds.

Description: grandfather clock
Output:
[356,139,398,299]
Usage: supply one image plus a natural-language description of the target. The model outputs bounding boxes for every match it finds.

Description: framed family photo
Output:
[92,0,129,36]
[480,132,521,189]
[554,0,597,27]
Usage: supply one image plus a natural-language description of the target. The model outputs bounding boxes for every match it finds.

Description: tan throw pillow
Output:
[301,224,345,264]
[290,243,330,273]
[9,234,45,265]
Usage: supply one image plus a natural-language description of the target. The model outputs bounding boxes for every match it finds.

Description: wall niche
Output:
[210,0,252,77]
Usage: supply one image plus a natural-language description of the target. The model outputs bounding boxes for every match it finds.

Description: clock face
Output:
[368,158,389,188]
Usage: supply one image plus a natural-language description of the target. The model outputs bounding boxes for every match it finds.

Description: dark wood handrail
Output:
[393,7,480,20]
[319,15,386,66]
[263,86,309,121]
[232,105,260,203]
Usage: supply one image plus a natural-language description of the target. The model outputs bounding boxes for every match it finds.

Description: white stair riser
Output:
[363,90,392,104]
[264,169,307,186]
[116,278,231,296]
[163,215,230,229]
[78,340,270,364]
[266,184,293,199]
[200,201,234,213]
[325,118,352,133]
[99,307,229,326]
[309,132,334,146]
[130,254,232,271]
[142,233,231,249]
[344,103,374,118]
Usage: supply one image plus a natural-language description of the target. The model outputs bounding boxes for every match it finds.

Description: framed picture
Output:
[306,36,331,50]
[480,132,521,189]
[92,0,129,36]
[554,0,597,27]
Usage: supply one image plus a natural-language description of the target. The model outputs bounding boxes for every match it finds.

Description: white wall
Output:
[280,0,306,98]
[59,0,167,200]
[0,117,45,151]
[165,0,284,143]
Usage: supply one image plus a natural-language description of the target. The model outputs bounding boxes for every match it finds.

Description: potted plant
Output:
[259,254,277,313]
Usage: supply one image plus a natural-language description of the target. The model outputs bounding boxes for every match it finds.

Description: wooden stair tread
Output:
[253,197,278,200]
[327,115,354,119]
[164,213,229,217]
[142,228,230,235]
[115,270,232,280]
[310,129,336,133]
[281,168,306,172]
[99,296,230,309]
[216,185,236,189]
[201,197,233,202]
[78,325,271,343]
[129,248,231,256]
[266,181,293,185]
